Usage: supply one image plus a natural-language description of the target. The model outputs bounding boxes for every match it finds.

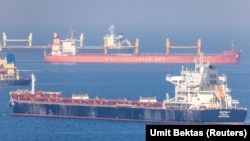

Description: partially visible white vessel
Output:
[166,55,240,110]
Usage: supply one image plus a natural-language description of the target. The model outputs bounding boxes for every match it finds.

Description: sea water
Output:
[0,47,250,141]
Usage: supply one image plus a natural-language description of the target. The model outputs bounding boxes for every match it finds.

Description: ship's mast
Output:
[70,26,75,39]
[231,40,235,51]
[31,73,36,94]
[199,52,204,66]
[109,25,115,36]
[195,52,204,71]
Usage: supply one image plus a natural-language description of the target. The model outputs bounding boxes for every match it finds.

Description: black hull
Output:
[0,79,31,86]
[2,47,46,54]
[11,102,247,124]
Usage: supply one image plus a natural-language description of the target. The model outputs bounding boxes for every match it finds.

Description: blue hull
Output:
[0,79,31,86]
[11,102,247,124]
[2,47,46,54]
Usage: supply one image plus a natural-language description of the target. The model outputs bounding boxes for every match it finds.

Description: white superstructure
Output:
[164,55,240,110]
[50,28,83,56]
[103,24,132,48]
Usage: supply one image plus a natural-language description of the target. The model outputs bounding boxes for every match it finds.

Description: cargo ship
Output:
[0,53,31,86]
[9,57,247,124]
[44,25,240,64]
[44,25,134,56]
[1,46,47,54]
[0,32,46,54]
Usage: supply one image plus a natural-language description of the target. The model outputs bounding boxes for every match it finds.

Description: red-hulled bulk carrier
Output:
[44,25,240,64]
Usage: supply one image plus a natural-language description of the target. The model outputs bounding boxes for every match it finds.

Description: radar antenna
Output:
[109,25,115,35]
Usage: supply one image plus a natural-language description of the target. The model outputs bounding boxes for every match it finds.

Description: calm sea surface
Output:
[1,49,250,141]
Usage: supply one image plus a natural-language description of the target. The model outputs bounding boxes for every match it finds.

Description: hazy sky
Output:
[0,0,249,50]
[1,0,249,28]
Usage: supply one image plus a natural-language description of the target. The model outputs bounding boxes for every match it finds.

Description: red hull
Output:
[44,51,240,64]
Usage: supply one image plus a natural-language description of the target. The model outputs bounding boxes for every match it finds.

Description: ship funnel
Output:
[31,73,36,94]
[6,53,15,64]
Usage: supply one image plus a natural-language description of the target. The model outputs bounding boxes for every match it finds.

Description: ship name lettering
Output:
[173,129,203,136]
[218,110,230,118]
[219,111,230,114]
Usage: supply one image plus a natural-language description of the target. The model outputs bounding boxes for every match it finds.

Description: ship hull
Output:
[11,101,247,124]
[2,46,46,54]
[0,79,31,86]
[44,51,240,64]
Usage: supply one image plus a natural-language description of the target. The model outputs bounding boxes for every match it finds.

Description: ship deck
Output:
[10,91,165,109]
